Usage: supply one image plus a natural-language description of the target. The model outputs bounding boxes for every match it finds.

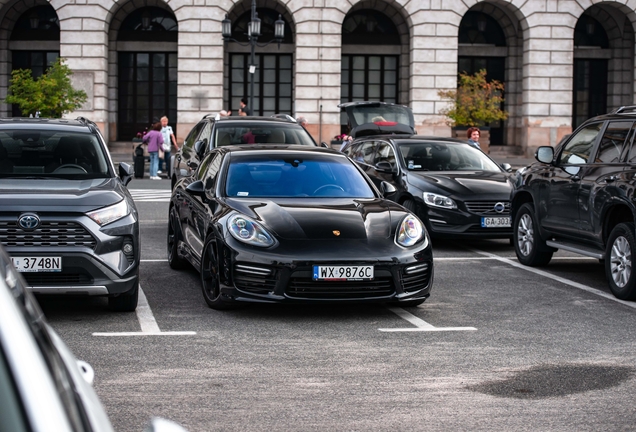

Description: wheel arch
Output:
[511,191,534,221]
[603,202,635,246]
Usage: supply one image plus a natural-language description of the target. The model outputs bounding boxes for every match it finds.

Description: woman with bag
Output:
[160,116,177,177]
[143,122,163,180]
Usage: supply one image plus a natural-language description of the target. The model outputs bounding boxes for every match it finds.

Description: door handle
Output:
[604,175,617,183]
[571,175,581,181]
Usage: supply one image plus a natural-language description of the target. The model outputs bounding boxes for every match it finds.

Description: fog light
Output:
[123,243,133,254]
[122,238,134,265]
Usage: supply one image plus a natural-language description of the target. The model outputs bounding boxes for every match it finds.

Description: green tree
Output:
[4,58,87,118]
[438,69,508,127]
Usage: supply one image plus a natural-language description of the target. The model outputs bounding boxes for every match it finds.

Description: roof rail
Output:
[75,116,98,133]
[202,113,216,119]
[613,105,636,114]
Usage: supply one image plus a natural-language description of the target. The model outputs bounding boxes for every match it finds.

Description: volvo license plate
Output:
[481,217,511,228]
[11,257,62,272]
[313,265,374,281]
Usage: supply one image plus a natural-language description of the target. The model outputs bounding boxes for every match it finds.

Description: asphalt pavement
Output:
[34,178,636,432]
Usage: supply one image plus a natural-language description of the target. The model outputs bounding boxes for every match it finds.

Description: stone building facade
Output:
[0,0,634,156]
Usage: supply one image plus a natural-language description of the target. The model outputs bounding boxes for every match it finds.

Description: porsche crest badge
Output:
[332,230,341,236]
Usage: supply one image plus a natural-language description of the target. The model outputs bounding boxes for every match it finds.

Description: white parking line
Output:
[93,285,196,337]
[470,249,636,310]
[379,306,477,332]
[435,256,596,261]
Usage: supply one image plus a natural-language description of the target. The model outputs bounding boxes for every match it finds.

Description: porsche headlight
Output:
[227,214,275,247]
[423,192,456,209]
[396,214,427,248]
[87,200,129,226]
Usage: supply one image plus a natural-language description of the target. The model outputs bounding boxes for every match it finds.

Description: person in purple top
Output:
[143,122,163,180]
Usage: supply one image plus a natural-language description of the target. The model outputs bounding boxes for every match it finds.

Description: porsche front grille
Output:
[286,277,395,299]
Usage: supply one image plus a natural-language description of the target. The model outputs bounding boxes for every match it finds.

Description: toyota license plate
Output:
[11,257,62,272]
[481,217,511,228]
[313,265,374,281]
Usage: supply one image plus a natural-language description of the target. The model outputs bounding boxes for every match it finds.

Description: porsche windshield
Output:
[0,130,110,179]
[226,154,375,198]
[215,124,316,146]
[398,142,502,172]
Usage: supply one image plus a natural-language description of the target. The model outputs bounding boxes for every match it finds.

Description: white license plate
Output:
[481,217,511,228]
[313,265,374,281]
[12,257,62,272]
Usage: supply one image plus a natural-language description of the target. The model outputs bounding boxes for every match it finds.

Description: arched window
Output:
[342,10,400,45]
[574,15,609,48]
[118,7,178,42]
[459,12,506,46]
[10,5,59,41]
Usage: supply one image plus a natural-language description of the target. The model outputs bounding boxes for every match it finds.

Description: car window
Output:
[351,141,375,165]
[183,122,205,149]
[559,122,603,165]
[198,152,223,190]
[398,142,501,172]
[374,142,396,169]
[0,130,110,179]
[214,123,315,146]
[198,122,212,147]
[225,154,375,198]
[595,121,634,163]
[341,143,354,157]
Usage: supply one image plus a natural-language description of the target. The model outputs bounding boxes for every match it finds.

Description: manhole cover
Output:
[467,364,634,399]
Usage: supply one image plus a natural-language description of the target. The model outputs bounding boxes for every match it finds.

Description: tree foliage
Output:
[438,69,508,127]
[4,58,87,118]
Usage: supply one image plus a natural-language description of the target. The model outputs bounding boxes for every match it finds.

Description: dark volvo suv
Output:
[0,118,139,311]
[511,106,636,300]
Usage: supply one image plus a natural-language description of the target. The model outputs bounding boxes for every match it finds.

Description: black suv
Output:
[171,115,317,188]
[511,106,636,300]
[0,117,139,311]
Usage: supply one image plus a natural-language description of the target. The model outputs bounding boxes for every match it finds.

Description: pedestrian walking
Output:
[467,127,481,149]
[159,116,177,177]
[143,122,163,180]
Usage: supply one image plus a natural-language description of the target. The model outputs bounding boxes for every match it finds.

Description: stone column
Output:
[173,4,225,143]
[295,0,342,144]
[56,1,110,139]
[520,14,575,156]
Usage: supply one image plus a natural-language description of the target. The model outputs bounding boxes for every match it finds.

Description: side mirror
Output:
[375,161,396,173]
[186,160,199,171]
[535,146,554,164]
[193,140,206,160]
[381,181,397,196]
[185,180,206,198]
[500,162,512,172]
[119,162,134,186]
[320,142,329,148]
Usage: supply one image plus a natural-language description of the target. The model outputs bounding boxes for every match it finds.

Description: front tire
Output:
[108,280,139,312]
[200,236,235,310]
[606,223,636,300]
[167,208,187,270]
[513,202,553,266]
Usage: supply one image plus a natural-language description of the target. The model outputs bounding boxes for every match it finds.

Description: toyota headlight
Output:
[396,214,427,248]
[423,192,456,209]
[87,200,129,226]
[227,214,275,248]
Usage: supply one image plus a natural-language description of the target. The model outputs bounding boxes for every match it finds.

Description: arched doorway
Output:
[7,4,60,116]
[109,4,178,141]
[458,5,522,146]
[340,5,409,133]
[224,5,294,116]
[573,6,633,128]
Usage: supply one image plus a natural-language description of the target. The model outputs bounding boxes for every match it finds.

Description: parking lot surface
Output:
[38,179,636,432]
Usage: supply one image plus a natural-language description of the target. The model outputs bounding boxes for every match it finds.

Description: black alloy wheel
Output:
[513,202,553,266]
[606,222,636,300]
[200,236,235,310]
[167,207,187,270]
[108,279,139,312]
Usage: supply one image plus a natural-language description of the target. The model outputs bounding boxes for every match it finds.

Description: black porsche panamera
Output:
[167,145,433,309]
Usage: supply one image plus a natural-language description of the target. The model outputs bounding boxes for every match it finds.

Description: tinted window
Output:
[596,121,634,163]
[226,154,374,198]
[347,104,413,128]
[198,122,213,147]
[351,141,375,165]
[398,141,502,172]
[183,122,205,149]
[0,130,110,179]
[374,142,396,168]
[560,123,603,164]
[214,123,315,146]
